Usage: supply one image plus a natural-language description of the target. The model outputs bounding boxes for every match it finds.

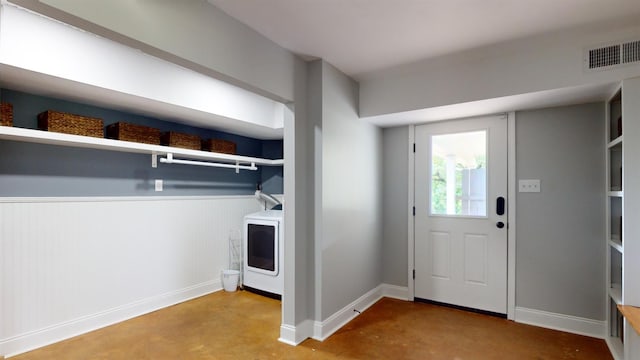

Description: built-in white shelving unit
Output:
[618,77,640,360]
[0,125,284,170]
[605,86,624,360]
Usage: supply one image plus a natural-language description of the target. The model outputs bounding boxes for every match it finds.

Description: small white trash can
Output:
[222,269,240,292]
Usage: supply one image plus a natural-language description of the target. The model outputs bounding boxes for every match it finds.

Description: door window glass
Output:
[431,130,487,216]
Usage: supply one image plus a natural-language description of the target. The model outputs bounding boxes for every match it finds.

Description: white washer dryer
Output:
[243,210,283,297]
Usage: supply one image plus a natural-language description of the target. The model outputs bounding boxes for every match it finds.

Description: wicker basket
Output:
[161,131,201,150]
[0,102,13,126]
[38,110,103,137]
[106,122,160,145]
[202,138,236,154]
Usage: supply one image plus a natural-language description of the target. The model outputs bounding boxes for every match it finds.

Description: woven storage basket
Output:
[0,102,13,126]
[202,138,236,154]
[38,110,103,137]
[161,131,201,150]
[106,122,160,145]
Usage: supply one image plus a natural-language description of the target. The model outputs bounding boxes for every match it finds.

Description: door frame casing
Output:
[407,113,517,320]
[506,111,516,320]
[407,125,416,302]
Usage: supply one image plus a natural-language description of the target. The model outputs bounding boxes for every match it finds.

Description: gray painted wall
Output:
[307,60,324,320]
[318,61,383,319]
[15,0,297,102]
[516,103,605,320]
[379,103,605,321]
[287,57,313,327]
[382,126,409,286]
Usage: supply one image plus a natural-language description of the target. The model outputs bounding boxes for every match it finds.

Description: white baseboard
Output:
[278,319,314,346]
[278,283,409,346]
[1,280,220,357]
[278,325,298,346]
[515,307,605,339]
[381,283,410,300]
[605,337,624,360]
[312,285,384,341]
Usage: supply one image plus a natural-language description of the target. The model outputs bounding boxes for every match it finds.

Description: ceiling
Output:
[4,1,640,137]
[209,0,640,79]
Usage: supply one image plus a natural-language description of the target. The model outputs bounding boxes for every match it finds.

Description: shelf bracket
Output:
[151,153,157,168]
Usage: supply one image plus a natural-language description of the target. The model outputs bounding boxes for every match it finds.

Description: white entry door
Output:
[414,115,507,314]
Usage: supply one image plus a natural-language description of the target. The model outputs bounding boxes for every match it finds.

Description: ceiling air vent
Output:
[588,45,620,69]
[622,40,640,64]
[585,39,640,71]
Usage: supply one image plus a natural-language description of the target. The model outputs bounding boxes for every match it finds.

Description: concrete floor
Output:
[12,290,612,359]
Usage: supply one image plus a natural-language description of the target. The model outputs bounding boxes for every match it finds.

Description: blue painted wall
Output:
[261,140,284,194]
[0,89,283,196]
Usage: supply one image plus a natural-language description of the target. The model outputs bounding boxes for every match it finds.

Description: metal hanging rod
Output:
[159,153,257,173]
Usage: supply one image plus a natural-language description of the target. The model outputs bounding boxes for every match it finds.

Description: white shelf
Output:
[608,135,623,149]
[609,238,624,253]
[0,126,283,166]
[608,191,624,198]
[610,286,623,305]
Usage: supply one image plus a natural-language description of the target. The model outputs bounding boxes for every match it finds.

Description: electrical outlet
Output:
[519,179,540,193]
[155,179,163,192]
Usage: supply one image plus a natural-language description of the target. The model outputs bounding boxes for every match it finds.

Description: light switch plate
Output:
[155,179,163,192]
[519,179,540,193]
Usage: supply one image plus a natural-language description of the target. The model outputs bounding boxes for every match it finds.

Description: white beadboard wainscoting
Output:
[0,195,265,357]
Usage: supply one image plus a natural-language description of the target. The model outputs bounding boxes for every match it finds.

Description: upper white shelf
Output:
[609,238,623,253]
[0,126,284,166]
[608,191,624,198]
[608,135,623,149]
[610,286,622,305]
